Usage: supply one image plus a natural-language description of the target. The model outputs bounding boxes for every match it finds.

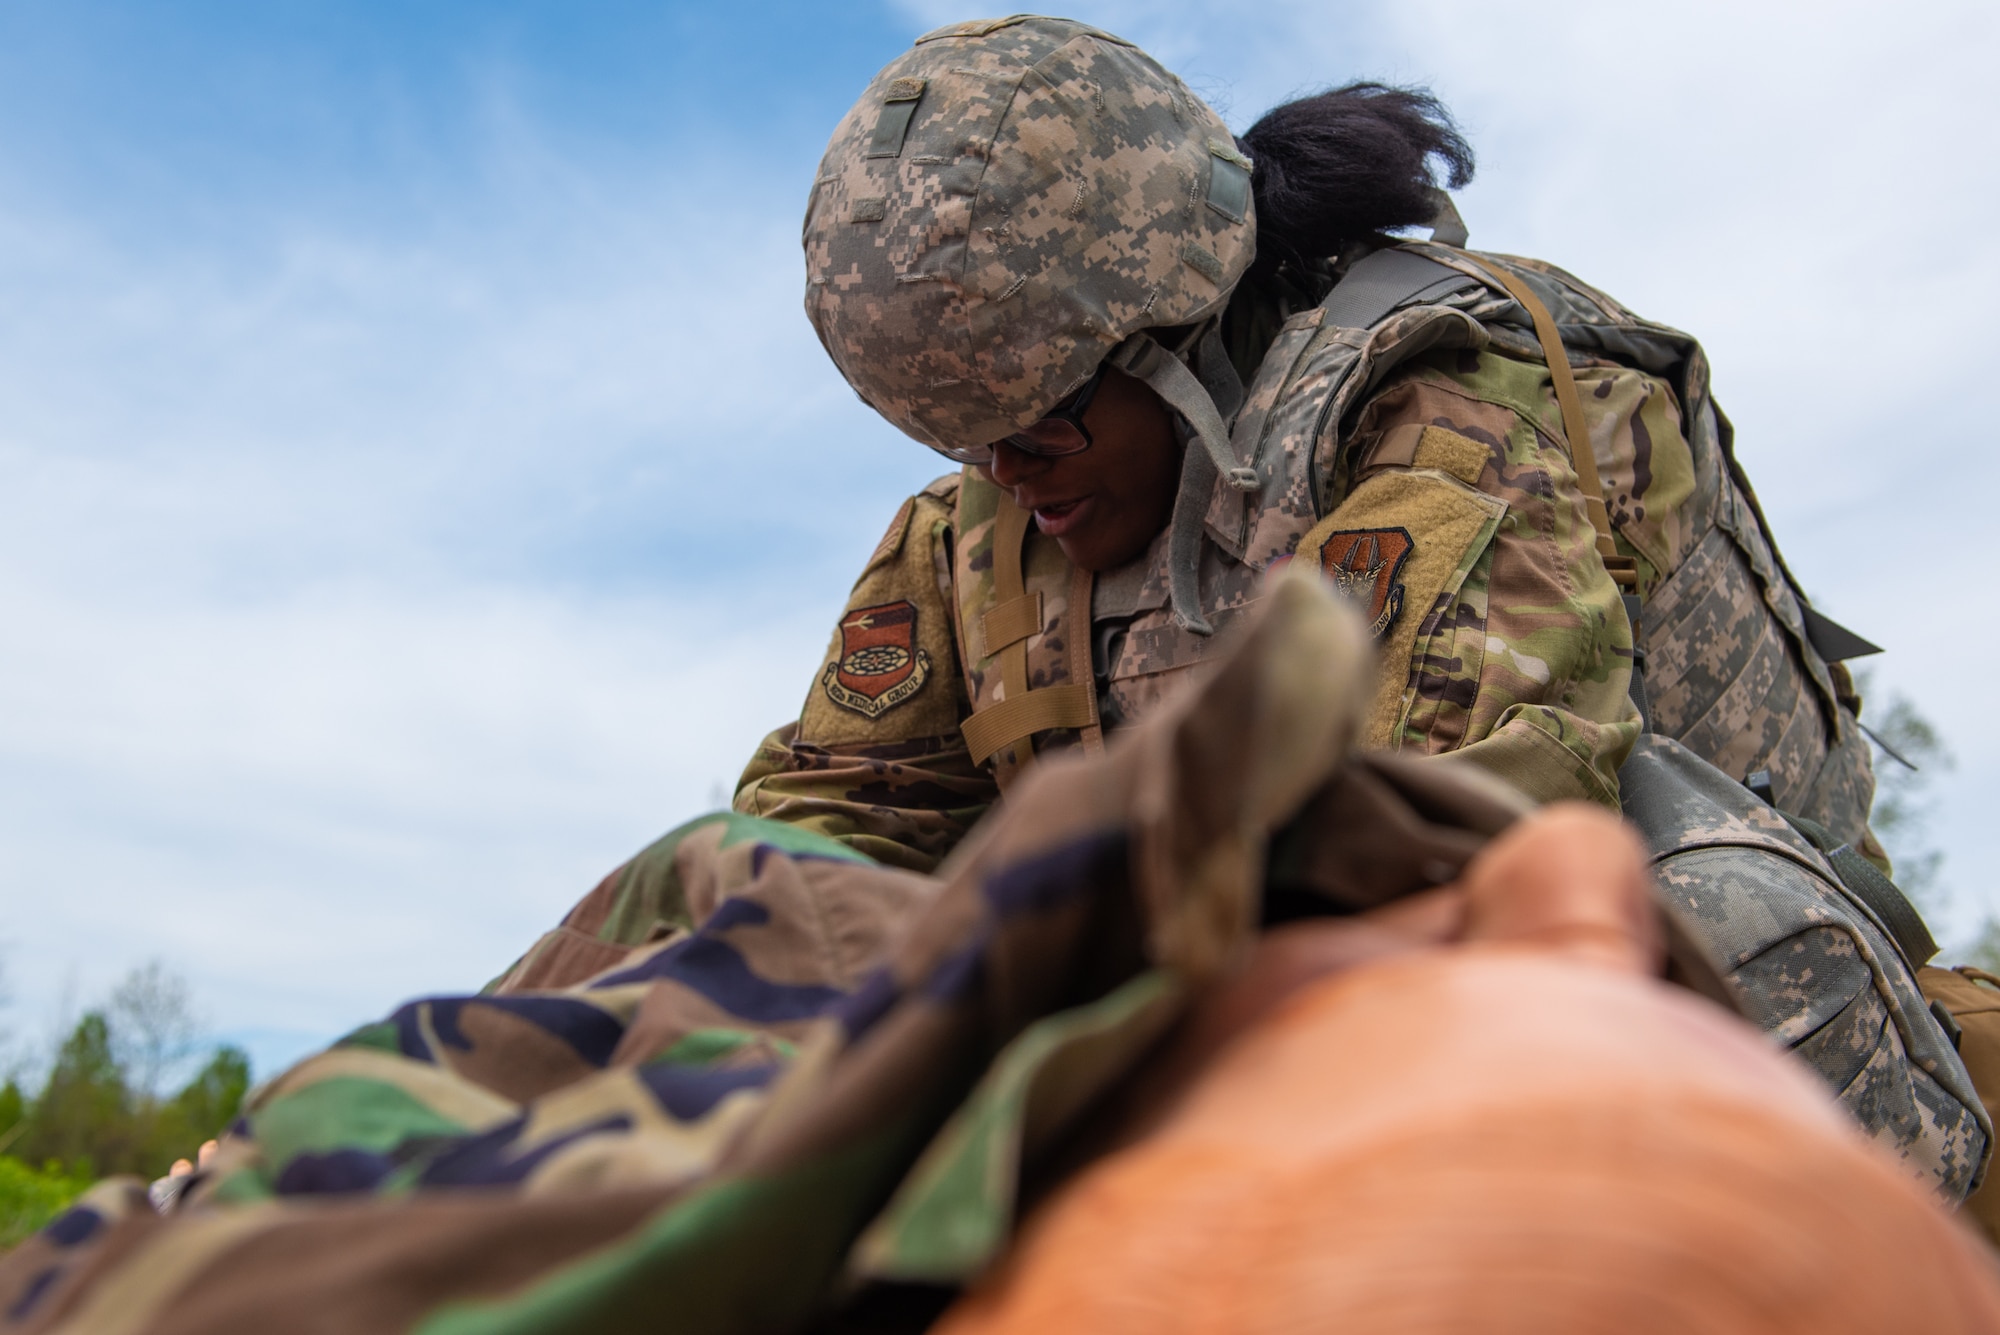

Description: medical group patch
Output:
[1319,527,1414,637]
[823,600,932,718]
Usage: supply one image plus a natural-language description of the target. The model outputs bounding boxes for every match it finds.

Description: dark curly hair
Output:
[1238,83,1475,277]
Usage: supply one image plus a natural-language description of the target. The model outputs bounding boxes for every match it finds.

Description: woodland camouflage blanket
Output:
[0,580,1524,1334]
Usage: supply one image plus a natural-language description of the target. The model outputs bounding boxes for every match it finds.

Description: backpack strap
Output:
[1462,260,1639,591]
[1314,247,1635,592]
[1780,810,1939,968]
[1320,247,1482,330]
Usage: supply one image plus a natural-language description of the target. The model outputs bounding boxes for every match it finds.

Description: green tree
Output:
[1,964,255,1249]
[1857,671,2000,973]
[17,1012,132,1179]
[5,965,250,1184]
[0,1080,24,1157]
[158,1046,251,1157]
[1858,670,1952,914]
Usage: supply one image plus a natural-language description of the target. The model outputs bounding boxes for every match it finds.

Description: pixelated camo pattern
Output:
[803,15,1253,454]
[1621,734,1990,1198]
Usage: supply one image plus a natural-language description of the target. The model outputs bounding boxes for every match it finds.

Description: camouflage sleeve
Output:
[1326,347,1640,807]
[733,477,998,874]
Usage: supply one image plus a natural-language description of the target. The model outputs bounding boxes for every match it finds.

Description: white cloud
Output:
[0,570,831,1062]
[0,69,943,1069]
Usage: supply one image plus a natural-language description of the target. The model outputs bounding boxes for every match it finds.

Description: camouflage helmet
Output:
[802,14,1258,460]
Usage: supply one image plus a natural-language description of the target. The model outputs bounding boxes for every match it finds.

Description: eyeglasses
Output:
[930,365,1107,465]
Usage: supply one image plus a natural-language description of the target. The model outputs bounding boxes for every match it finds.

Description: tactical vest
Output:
[950,241,1879,852]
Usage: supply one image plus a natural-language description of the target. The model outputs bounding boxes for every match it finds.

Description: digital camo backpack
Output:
[1620,733,1988,1198]
[1462,252,1992,1201]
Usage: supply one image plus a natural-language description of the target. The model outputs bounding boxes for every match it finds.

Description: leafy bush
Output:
[3,1023,249,1185]
[0,1156,94,1250]
[0,961,254,1253]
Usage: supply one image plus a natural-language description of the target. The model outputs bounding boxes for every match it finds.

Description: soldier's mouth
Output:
[1030,496,1091,537]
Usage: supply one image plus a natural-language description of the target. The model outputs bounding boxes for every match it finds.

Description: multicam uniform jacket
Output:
[736,242,1883,877]
[731,244,1984,1198]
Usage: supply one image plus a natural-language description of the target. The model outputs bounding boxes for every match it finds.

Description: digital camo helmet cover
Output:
[803,15,1256,457]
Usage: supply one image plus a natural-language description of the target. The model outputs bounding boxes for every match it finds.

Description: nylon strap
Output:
[1068,561,1105,757]
[1320,247,1479,331]
[1472,263,1637,589]
[960,495,1103,773]
[1783,811,1939,968]
[989,496,1034,772]
[1106,334,1258,494]
[1107,330,1259,636]
[982,592,1043,657]
[962,684,1097,766]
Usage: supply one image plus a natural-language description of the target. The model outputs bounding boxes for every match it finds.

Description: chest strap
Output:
[958,494,1102,775]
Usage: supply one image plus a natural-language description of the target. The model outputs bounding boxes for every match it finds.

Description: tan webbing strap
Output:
[1068,561,1105,756]
[1475,263,1638,590]
[960,494,1105,771]
[962,684,1097,766]
[989,496,1035,770]
[981,592,1043,657]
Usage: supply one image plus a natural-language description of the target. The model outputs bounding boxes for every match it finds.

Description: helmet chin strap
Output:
[1106,329,1258,635]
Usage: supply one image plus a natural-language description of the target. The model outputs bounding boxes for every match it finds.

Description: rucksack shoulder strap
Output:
[1455,257,1638,592]
[1320,247,1481,331]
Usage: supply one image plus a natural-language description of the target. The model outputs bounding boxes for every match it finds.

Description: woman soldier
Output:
[504,16,1983,1202]
[740,15,1881,875]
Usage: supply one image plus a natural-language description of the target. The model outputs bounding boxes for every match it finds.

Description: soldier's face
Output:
[980,366,1181,571]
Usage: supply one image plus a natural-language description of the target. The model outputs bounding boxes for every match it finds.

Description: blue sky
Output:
[2,0,1996,1078]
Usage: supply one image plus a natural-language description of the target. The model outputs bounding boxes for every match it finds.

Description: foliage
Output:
[1857,669,1953,915]
[1961,920,2000,977]
[0,1157,94,1250]
[4,1022,250,1185]
[0,962,250,1252]
[1857,670,2000,970]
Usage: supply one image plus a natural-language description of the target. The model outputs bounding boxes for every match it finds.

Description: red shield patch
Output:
[1319,527,1414,637]
[822,600,932,718]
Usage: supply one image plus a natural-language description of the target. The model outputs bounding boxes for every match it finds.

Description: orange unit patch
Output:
[823,599,932,718]
[1319,527,1414,637]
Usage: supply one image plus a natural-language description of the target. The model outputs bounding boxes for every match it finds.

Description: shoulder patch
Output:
[822,600,932,718]
[1294,470,1507,748]
[1319,527,1414,637]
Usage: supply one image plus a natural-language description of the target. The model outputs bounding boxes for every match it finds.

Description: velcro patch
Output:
[1295,470,1507,747]
[1206,149,1251,223]
[1317,528,1414,637]
[1357,424,1490,486]
[823,600,931,718]
[1182,242,1224,285]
